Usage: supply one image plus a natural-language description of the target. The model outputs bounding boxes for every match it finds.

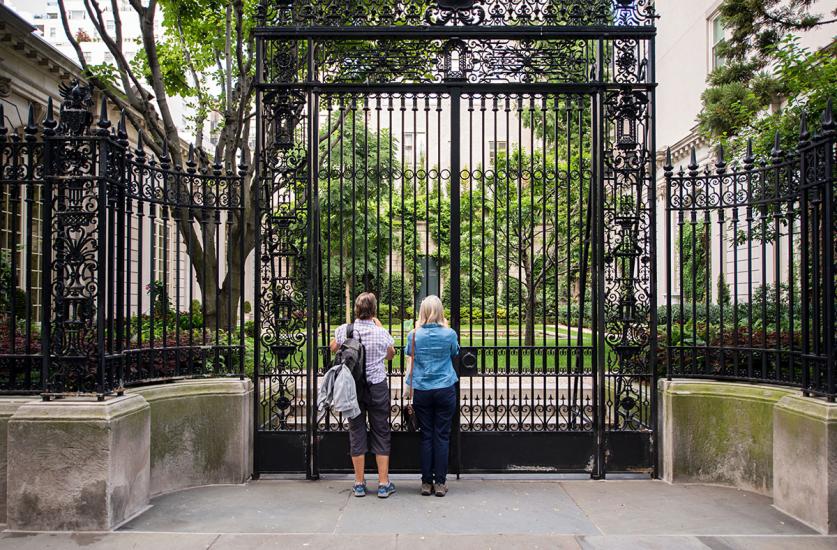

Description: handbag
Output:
[402,330,420,432]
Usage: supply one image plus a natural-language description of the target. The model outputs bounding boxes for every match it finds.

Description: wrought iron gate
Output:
[253,0,657,478]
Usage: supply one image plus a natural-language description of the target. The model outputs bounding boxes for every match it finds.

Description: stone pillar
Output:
[774,395,837,534]
[0,397,35,524]
[6,394,150,531]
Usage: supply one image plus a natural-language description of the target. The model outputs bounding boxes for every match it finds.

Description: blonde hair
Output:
[416,295,448,329]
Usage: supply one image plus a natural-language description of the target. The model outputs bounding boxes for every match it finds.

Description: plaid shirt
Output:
[334,319,394,385]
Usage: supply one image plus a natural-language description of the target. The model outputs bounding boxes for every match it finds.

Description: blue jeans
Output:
[413,384,457,485]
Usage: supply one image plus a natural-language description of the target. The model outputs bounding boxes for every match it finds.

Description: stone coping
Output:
[129,377,252,403]
[9,393,149,423]
[658,378,797,405]
[775,394,837,422]
[0,397,37,416]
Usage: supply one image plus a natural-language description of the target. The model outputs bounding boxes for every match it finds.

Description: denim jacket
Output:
[404,323,460,391]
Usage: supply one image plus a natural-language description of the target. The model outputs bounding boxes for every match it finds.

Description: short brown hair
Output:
[354,292,377,320]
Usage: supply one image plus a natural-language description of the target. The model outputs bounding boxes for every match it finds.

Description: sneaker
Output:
[377,482,396,498]
[352,481,367,497]
[434,483,448,497]
[421,483,433,496]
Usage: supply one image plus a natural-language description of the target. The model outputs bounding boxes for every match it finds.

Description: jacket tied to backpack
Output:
[317,364,361,420]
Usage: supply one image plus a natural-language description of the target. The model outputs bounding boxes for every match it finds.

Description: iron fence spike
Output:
[822,97,834,130]
[771,130,783,160]
[799,111,810,142]
[25,104,37,136]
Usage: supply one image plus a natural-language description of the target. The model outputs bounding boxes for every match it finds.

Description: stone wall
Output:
[659,379,837,534]
[0,378,252,530]
[0,398,40,524]
[659,379,794,495]
[774,395,837,534]
[130,378,253,496]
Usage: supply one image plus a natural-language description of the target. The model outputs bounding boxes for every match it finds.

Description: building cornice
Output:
[656,125,711,170]
[0,5,82,83]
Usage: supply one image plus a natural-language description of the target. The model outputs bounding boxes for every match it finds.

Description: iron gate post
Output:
[592,38,606,480]
[450,86,462,479]
[306,38,321,480]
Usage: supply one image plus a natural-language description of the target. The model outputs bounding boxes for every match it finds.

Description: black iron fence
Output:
[664,102,836,400]
[0,83,246,399]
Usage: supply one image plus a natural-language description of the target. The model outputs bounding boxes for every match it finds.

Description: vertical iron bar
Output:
[592,38,605,479]
[97,137,108,398]
[450,87,462,477]
[306,39,319,479]
[41,132,54,395]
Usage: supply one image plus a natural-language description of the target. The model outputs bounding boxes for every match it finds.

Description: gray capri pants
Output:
[348,381,391,456]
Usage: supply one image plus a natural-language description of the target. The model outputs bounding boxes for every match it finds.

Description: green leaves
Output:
[700,30,837,158]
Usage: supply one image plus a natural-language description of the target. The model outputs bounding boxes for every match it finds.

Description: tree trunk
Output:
[523,253,536,347]
[344,278,351,324]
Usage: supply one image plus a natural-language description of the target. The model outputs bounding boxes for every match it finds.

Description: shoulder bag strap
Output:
[408,329,416,400]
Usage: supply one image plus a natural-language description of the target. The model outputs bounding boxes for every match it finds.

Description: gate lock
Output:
[456,347,479,377]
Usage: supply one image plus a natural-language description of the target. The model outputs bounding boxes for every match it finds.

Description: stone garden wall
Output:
[0,378,252,530]
[659,379,837,534]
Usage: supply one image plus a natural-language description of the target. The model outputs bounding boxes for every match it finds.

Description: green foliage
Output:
[717,272,732,307]
[678,222,711,303]
[713,0,834,65]
[659,283,801,331]
[319,109,396,298]
[146,280,173,317]
[700,0,837,157]
[0,250,24,320]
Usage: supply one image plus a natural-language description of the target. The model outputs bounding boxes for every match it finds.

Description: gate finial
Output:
[715,145,726,173]
[821,98,834,131]
[25,104,37,139]
[97,97,111,136]
[799,111,810,144]
[743,138,755,169]
[44,97,57,136]
[771,131,783,161]
[687,146,698,175]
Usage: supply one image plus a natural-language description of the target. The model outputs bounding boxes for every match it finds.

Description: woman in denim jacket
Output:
[405,295,460,497]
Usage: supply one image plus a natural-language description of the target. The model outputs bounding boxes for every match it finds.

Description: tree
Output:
[698,0,837,156]
[318,108,395,323]
[58,0,257,330]
[485,148,588,345]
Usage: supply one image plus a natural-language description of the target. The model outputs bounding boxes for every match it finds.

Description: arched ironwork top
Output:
[256,0,656,29]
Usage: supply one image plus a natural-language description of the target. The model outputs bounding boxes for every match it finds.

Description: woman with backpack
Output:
[405,295,460,497]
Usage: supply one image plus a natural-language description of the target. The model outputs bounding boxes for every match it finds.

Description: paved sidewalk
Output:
[2,479,836,549]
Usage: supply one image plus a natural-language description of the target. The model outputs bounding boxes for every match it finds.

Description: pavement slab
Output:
[335,480,600,535]
[4,479,836,549]
[121,481,351,534]
[2,533,836,550]
[560,480,815,536]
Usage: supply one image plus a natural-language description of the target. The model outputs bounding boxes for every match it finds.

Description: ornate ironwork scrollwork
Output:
[257,0,656,27]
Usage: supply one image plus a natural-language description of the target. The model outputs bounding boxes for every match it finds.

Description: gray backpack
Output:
[335,324,368,400]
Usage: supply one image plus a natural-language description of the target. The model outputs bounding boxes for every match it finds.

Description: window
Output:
[103,52,114,64]
[710,15,726,70]
[49,28,56,38]
[69,10,85,20]
[403,131,425,164]
[489,140,507,163]
[106,20,115,32]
